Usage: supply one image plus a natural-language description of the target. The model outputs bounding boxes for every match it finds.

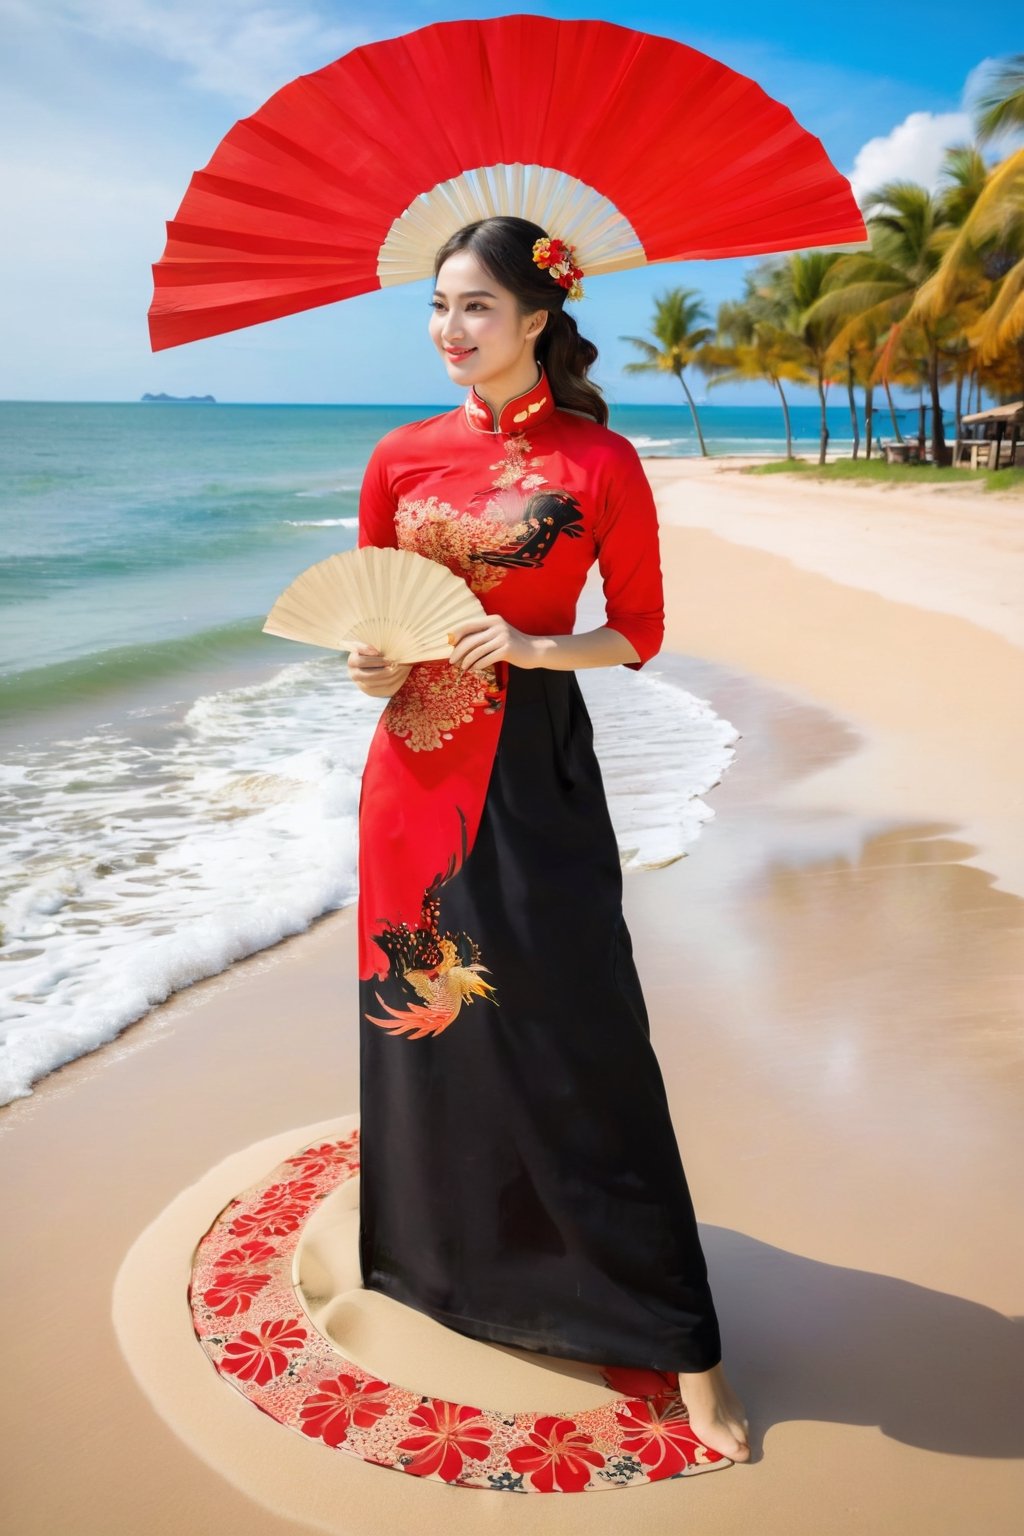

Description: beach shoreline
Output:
[5,453,1021,1104]
[2,456,1021,1532]
[5,452,1022,1111]
[645,454,1024,901]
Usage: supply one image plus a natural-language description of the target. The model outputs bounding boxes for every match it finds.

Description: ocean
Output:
[0,397,857,1105]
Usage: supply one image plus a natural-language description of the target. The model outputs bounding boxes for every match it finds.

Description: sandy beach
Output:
[1,458,1021,1533]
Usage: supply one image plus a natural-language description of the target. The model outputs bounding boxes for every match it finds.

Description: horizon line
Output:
[0,395,942,409]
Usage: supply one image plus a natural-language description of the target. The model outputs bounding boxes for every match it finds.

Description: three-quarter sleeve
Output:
[594,441,665,671]
[357,432,399,549]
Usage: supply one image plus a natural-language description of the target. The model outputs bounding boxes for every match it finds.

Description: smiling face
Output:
[429,248,549,402]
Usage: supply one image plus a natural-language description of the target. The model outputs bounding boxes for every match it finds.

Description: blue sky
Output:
[0,1,1017,406]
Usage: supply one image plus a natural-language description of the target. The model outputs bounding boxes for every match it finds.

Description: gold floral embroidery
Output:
[394,433,552,596]
[387,431,574,751]
[383,657,503,753]
[395,493,524,596]
[488,432,547,491]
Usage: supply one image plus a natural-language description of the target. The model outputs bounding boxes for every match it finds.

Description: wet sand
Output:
[1,459,1021,1534]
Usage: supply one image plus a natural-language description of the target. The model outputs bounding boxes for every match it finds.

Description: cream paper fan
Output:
[262,546,486,662]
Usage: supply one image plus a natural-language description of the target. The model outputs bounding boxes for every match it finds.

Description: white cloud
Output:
[0,1,384,397]
[11,0,368,104]
[845,56,1024,207]
[847,110,973,204]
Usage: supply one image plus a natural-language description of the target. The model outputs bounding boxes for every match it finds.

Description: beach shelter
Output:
[957,401,1023,469]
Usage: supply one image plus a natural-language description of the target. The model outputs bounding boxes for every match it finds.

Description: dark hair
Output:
[432,215,608,427]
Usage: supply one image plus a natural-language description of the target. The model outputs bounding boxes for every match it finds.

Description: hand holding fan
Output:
[262,546,486,663]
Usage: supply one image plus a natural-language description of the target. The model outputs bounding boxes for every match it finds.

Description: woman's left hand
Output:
[447,615,538,672]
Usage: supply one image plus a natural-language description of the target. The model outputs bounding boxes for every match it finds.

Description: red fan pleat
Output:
[148,13,867,351]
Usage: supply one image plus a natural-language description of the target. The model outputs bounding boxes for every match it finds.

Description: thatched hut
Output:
[954,402,1023,469]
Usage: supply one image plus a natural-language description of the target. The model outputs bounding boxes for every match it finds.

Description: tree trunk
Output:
[774,376,795,458]
[917,388,927,461]
[817,373,829,466]
[884,378,903,442]
[678,370,708,457]
[864,386,875,459]
[929,347,950,465]
[954,371,964,460]
[846,357,860,459]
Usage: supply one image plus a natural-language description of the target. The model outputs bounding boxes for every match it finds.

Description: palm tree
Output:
[938,143,992,224]
[834,334,883,457]
[801,182,958,463]
[706,295,812,458]
[931,143,997,436]
[909,149,1024,398]
[906,58,1024,413]
[877,318,933,446]
[755,252,846,464]
[618,289,716,455]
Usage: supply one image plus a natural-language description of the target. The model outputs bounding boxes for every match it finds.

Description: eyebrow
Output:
[431,288,497,298]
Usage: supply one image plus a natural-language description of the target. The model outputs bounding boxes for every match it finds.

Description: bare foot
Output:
[677,1362,750,1462]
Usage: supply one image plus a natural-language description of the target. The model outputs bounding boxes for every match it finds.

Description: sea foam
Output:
[0,660,737,1105]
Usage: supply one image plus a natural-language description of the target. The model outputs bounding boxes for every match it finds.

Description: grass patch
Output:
[740,456,1023,492]
[986,466,1024,493]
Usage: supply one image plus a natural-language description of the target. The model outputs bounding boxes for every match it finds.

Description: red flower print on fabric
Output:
[218,1317,309,1387]
[299,1373,392,1448]
[188,1127,735,1490]
[506,1414,607,1492]
[616,1395,711,1481]
[215,1239,279,1267]
[246,1177,320,1214]
[601,1364,679,1400]
[283,1133,360,1179]
[396,1399,495,1480]
[223,1175,320,1239]
[226,1200,307,1240]
[201,1267,273,1317]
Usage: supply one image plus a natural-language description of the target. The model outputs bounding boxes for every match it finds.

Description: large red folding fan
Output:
[147,12,867,351]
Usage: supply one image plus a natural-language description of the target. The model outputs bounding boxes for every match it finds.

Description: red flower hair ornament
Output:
[532,236,585,301]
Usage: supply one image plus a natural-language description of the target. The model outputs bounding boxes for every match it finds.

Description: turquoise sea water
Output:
[2,395,866,1104]
[1,399,864,705]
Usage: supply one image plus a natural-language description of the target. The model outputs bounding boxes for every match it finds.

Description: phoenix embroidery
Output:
[364,806,498,1039]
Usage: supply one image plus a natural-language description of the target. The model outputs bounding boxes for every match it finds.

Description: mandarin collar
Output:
[463,362,556,434]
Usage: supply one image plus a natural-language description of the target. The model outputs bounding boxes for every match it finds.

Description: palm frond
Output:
[974,258,1024,357]
[910,147,1024,317]
[617,335,662,363]
[972,53,1024,142]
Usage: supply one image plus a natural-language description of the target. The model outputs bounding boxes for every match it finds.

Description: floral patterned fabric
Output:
[188,1129,733,1491]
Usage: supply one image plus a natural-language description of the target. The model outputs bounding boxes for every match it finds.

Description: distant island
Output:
[140,392,216,403]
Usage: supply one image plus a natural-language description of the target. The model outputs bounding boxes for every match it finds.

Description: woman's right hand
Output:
[347,642,413,697]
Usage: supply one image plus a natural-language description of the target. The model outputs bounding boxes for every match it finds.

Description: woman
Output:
[347,215,749,1464]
